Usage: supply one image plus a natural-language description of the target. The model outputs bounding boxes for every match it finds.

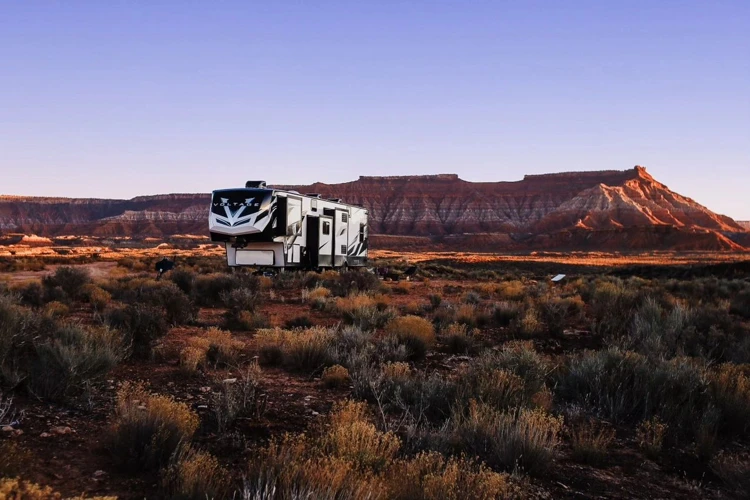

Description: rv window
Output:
[359,223,366,242]
[323,221,330,235]
[342,213,348,222]
[311,199,318,211]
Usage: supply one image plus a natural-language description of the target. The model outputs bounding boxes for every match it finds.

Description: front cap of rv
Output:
[208,187,275,238]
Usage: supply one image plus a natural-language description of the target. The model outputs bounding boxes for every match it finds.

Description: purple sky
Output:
[1,1,748,218]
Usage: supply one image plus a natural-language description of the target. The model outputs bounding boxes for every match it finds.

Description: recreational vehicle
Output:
[209,181,369,269]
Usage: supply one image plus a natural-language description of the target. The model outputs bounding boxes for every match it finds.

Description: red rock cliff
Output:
[0,167,746,251]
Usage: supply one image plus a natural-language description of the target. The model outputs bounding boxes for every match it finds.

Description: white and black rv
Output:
[209,181,369,269]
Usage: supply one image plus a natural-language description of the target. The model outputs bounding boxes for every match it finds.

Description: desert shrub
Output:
[227,310,270,331]
[322,364,351,388]
[636,416,667,459]
[336,294,395,330]
[28,324,126,400]
[455,304,478,328]
[160,445,230,500]
[13,280,44,307]
[330,269,382,297]
[110,383,199,471]
[497,280,526,301]
[569,418,615,465]
[372,335,410,363]
[80,284,112,311]
[325,325,373,365]
[179,346,207,374]
[244,435,384,500]
[205,327,244,366]
[432,304,457,331]
[42,300,69,319]
[321,400,401,471]
[307,286,331,309]
[491,301,522,327]
[222,286,261,314]
[710,452,750,494]
[392,281,412,295]
[386,315,435,360]
[169,269,197,296]
[105,279,196,325]
[710,363,750,435]
[105,304,168,358]
[0,440,33,477]
[588,279,640,338]
[440,323,475,354]
[285,315,314,329]
[387,451,512,500]
[558,349,747,443]
[194,273,250,307]
[462,291,481,305]
[538,295,585,335]
[456,343,551,412]
[376,369,457,424]
[0,297,46,389]
[511,306,543,337]
[729,290,750,319]
[256,327,333,372]
[42,266,91,300]
[142,281,196,325]
[427,293,442,310]
[451,401,562,475]
[210,365,266,432]
[612,297,692,359]
[0,478,113,500]
[383,361,412,379]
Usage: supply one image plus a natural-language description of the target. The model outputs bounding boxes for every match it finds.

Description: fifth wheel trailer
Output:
[208,181,369,269]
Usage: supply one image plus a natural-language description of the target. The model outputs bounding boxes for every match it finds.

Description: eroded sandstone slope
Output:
[1,166,746,251]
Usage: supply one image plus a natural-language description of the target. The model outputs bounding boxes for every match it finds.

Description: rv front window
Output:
[359,223,366,242]
[323,221,330,235]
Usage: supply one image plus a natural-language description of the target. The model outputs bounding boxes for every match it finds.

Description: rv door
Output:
[318,215,333,267]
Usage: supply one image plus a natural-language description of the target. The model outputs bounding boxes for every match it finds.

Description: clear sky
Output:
[1,1,748,218]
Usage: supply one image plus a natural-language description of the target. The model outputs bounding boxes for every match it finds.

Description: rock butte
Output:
[1,167,747,251]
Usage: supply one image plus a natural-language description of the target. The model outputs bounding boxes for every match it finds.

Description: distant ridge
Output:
[1,166,746,251]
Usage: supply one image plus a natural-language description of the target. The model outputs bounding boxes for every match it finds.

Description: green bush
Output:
[29,324,127,400]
